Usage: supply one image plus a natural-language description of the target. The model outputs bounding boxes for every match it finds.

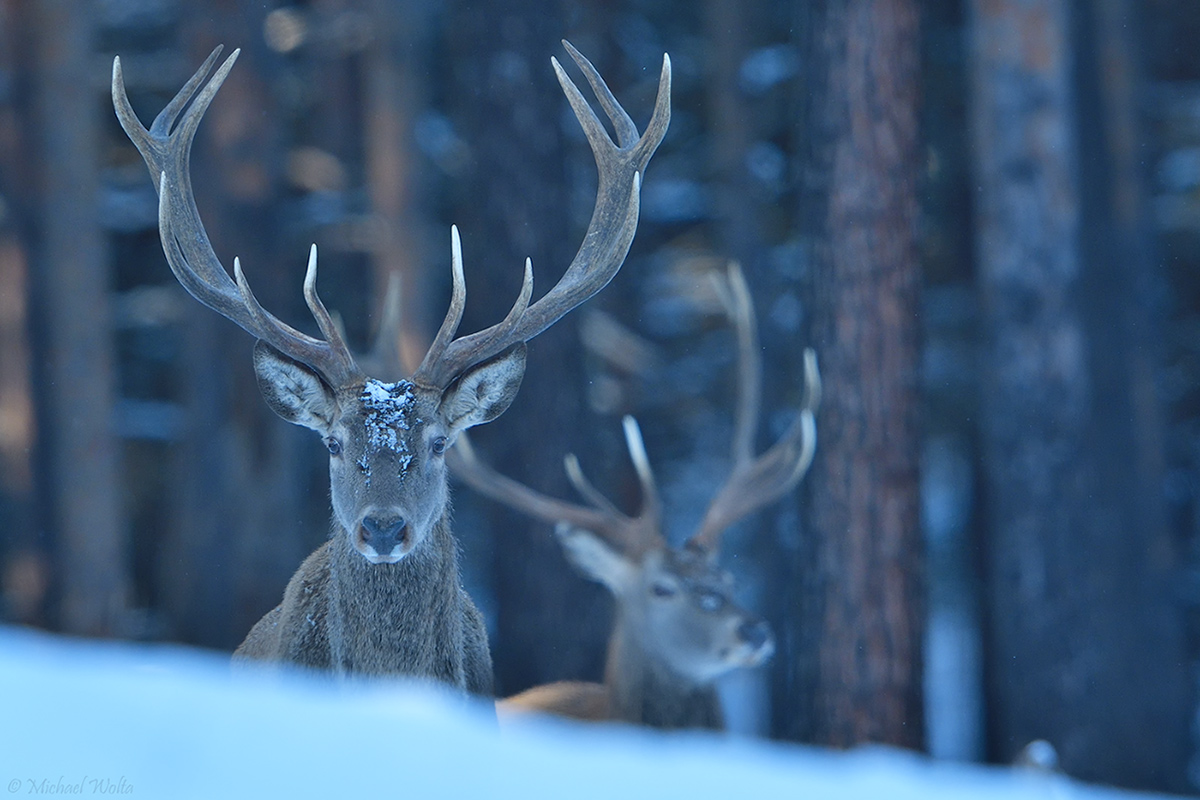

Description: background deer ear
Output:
[555,523,636,592]
[439,344,526,435]
[252,341,339,433]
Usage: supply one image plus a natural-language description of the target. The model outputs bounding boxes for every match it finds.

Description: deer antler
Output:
[411,41,671,390]
[449,417,663,557]
[112,47,363,388]
[685,263,821,555]
[114,41,670,391]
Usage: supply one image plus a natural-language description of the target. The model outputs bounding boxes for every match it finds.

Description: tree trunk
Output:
[29,0,127,636]
[969,0,1190,790]
[781,0,925,748]
[0,0,44,628]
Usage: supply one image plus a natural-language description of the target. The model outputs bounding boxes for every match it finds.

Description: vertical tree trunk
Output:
[783,0,924,748]
[445,3,610,694]
[29,0,127,636]
[970,0,1190,790]
[0,0,43,626]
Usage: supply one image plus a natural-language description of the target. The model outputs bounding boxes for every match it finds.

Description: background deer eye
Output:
[324,437,342,456]
[651,582,676,598]
[431,436,448,455]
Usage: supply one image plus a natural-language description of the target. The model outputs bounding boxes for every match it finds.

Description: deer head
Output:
[450,262,820,683]
[112,42,671,565]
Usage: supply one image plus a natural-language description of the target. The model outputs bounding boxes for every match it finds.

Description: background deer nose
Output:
[738,619,772,651]
[360,516,407,554]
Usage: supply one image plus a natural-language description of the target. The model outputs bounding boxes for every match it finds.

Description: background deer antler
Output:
[685,262,821,554]
[452,261,820,558]
[449,416,663,558]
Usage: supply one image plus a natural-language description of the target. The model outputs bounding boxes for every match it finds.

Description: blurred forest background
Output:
[0,0,1197,794]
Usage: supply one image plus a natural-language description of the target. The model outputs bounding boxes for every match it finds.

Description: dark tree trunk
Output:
[0,0,44,627]
[969,0,1190,790]
[28,0,127,636]
[781,0,925,749]
[444,2,610,695]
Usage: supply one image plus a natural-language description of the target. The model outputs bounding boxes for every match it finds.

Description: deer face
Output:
[254,342,525,564]
[557,526,774,685]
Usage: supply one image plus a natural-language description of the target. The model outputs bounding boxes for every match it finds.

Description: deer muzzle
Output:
[356,515,409,564]
[737,618,775,665]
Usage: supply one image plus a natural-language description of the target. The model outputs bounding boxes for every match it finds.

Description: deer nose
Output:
[360,515,408,555]
[737,619,772,651]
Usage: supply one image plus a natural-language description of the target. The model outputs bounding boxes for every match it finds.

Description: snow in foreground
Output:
[0,627,1168,799]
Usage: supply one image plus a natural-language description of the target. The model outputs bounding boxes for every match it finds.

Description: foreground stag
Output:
[112,42,670,692]
[451,263,820,726]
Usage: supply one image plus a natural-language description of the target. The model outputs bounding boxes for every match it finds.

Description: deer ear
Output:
[439,344,526,435]
[253,341,338,433]
[555,523,636,592]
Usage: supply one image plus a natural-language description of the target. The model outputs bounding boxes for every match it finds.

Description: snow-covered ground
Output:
[0,627,1170,799]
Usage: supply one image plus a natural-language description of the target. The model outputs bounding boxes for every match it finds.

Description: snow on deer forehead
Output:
[360,378,418,457]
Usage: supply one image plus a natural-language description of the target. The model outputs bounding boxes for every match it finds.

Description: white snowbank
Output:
[0,627,1167,799]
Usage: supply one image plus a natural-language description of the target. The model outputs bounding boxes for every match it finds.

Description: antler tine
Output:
[411,43,671,390]
[112,47,230,180]
[687,349,821,555]
[448,434,645,553]
[621,416,662,530]
[415,226,467,382]
[118,49,363,387]
[302,245,356,360]
[564,454,625,519]
[560,40,639,148]
[712,262,762,469]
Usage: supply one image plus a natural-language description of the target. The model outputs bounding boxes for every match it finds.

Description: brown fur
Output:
[235,515,492,695]
[499,621,724,730]
[499,681,610,722]
[601,618,723,730]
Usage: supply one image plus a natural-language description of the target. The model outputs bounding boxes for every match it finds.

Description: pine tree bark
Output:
[782,0,925,748]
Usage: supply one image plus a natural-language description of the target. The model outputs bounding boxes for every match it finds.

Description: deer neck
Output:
[603,616,725,730]
[326,513,466,682]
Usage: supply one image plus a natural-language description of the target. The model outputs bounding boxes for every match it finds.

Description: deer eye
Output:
[431,436,448,456]
[650,582,676,598]
[324,436,342,456]
[697,590,725,612]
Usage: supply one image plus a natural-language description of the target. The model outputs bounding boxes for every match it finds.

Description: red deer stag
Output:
[111,42,670,693]
[450,263,820,726]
